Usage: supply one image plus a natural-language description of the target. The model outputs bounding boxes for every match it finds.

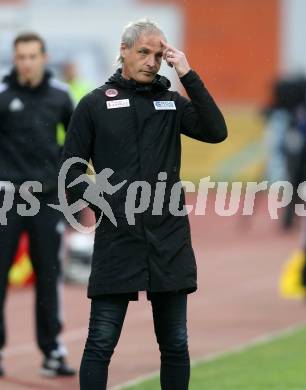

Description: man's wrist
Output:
[177,67,191,78]
[179,68,193,81]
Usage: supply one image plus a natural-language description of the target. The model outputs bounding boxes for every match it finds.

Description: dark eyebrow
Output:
[138,47,163,56]
[138,47,150,52]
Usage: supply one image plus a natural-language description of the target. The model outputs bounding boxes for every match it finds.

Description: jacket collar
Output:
[3,68,52,92]
[106,68,171,93]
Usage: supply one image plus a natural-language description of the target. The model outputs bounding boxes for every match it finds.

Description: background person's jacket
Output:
[0,68,73,191]
[62,68,227,298]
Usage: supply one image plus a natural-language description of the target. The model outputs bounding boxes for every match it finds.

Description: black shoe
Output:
[40,356,76,377]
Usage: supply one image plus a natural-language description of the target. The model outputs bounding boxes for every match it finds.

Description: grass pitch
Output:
[121,325,306,390]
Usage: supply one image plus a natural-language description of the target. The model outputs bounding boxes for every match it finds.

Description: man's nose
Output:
[23,58,32,66]
[146,55,155,68]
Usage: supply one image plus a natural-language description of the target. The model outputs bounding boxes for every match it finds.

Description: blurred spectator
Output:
[0,32,75,377]
[295,121,306,287]
[264,75,306,229]
[62,61,93,105]
[61,61,94,285]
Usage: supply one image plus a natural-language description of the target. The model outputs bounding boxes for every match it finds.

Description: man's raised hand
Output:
[161,39,191,78]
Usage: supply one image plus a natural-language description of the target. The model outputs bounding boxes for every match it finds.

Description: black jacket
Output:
[0,69,73,190]
[62,69,227,298]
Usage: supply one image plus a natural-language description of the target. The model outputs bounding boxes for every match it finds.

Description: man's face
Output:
[14,41,47,83]
[120,33,164,83]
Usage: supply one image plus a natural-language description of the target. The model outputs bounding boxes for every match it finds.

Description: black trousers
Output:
[0,189,64,357]
[80,291,190,390]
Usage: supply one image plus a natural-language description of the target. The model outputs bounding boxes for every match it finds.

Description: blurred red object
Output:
[9,232,35,287]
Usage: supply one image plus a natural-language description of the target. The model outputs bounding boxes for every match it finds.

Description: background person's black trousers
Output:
[0,190,64,357]
[80,291,190,390]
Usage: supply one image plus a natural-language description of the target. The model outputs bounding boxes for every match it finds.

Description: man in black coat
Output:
[62,19,227,390]
[0,33,75,377]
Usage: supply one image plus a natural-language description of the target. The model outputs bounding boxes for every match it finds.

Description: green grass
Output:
[121,326,306,390]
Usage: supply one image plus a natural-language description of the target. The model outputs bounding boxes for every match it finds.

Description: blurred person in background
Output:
[279,77,306,229]
[62,61,93,105]
[264,76,306,229]
[294,105,306,288]
[0,32,76,377]
[61,19,227,390]
[61,61,94,284]
[302,214,306,288]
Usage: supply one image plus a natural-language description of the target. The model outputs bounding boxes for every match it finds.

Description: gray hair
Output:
[116,18,166,66]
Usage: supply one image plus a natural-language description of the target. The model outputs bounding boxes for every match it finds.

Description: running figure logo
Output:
[49,157,127,233]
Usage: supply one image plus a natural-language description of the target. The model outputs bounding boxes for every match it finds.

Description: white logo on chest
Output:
[9,98,24,112]
[106,99,130,109]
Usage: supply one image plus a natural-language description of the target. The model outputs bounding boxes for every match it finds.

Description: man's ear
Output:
[120,43,126,60]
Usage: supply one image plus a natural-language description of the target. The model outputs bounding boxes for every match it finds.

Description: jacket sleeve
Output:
[0,85,8,132]
[60,94,98,213]
[179,70,228,143]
